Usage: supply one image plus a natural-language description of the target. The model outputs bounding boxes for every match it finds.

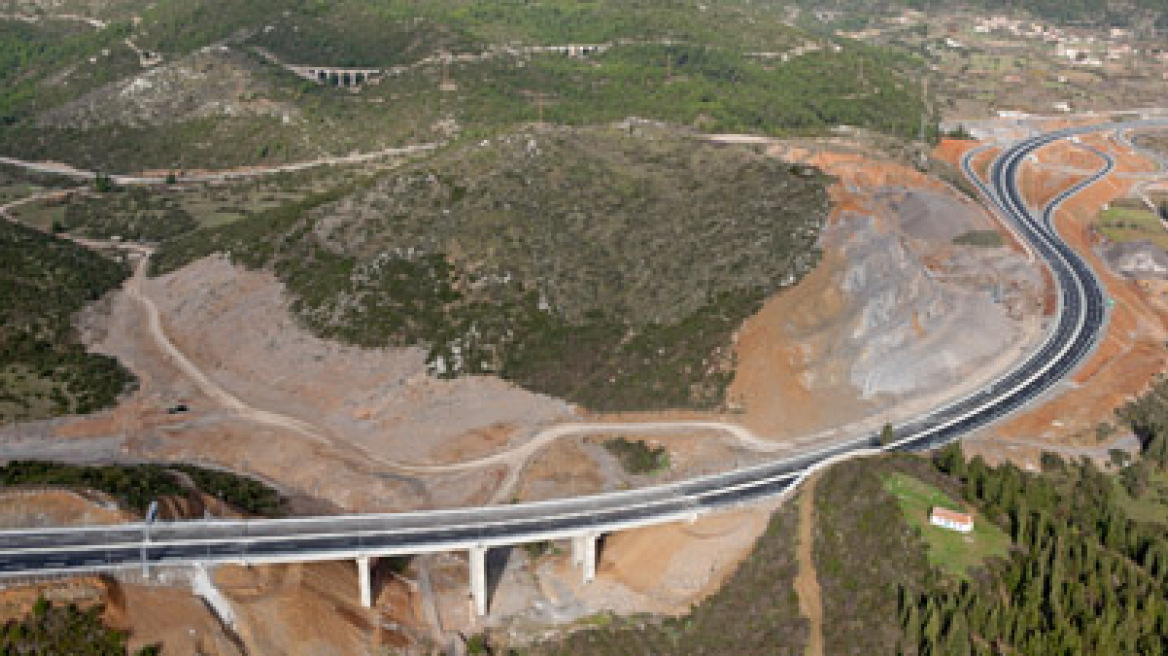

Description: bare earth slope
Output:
[729,141,1043,439]
[146,254,575,469]
[0,132,1050,653]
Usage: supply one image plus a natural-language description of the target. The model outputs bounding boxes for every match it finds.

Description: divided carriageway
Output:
[0,119,1164,614]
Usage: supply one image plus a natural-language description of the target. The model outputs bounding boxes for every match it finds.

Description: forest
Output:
[896,440,1168,654]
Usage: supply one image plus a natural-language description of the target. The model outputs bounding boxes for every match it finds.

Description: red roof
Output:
[931,507,973,525]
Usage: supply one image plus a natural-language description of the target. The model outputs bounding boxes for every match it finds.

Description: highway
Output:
[0,119,1162,580]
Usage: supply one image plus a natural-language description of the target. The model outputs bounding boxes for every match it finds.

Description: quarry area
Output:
[1,114,1167,653]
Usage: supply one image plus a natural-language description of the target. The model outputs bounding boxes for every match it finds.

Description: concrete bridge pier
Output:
[469,545,488,616]
[571,532,600,583]
[357,555,374,608]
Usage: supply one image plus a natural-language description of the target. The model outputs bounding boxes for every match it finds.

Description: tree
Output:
[1109,449,1130,469]
[880,423,896,447]
[93,173,113,193]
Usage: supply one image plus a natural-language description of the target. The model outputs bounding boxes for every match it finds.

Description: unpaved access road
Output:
[2,188,812,502]
[0,143,440,185]
[793,473,823,656]
[120,246,807,503]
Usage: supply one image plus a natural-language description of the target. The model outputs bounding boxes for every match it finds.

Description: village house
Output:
[930,507,974,533]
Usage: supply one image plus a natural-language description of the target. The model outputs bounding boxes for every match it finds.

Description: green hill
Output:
[0,0,929,172]
[153,123,830,411]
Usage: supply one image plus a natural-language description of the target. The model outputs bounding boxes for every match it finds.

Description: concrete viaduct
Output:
[2,119,1166,619]
[363,533,600,614]
[288,66,383,88]
[286,44,607,88]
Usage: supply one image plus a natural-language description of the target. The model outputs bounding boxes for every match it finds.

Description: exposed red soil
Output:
[988,130,1168,447]
[214,562,419,654]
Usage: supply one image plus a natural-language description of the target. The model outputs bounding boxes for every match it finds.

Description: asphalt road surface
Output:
[0,120,1162,578]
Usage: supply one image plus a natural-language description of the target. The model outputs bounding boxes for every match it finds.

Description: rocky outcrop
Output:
[834,209,1033,398]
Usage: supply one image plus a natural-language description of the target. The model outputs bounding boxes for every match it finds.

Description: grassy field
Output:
[9,199,68,232]
[883,472,1010,580]
[1097,203,1168,249]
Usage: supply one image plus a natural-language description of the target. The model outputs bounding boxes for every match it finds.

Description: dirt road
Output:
[793,473,823,656]
[1,156,818,503]
[0,143,439,185]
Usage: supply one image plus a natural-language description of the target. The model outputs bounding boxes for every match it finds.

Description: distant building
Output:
[930,507,974,533]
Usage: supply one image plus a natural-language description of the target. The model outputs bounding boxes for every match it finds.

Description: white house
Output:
[930,507,974,534]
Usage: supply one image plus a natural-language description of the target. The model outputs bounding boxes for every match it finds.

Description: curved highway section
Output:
[0,120,1162,580]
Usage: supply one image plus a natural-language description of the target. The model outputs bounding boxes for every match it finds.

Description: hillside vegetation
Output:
[1,599,158,656]
[135,0,807,62]
[0,0,928,171]
[0,220,135,423]
[0,460,286,515]
[0,18,137,125]
[794,0,1168,29]
[155,124,829,411]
